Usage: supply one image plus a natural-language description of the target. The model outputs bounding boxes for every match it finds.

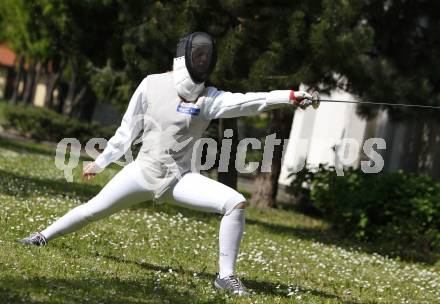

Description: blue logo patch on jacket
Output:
[176,103,200,116]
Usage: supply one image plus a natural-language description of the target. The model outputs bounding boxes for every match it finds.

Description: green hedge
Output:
[289,167,440,250]
[1,104,116,144]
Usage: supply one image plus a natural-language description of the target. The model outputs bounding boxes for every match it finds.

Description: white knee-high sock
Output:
[219,208,245,279]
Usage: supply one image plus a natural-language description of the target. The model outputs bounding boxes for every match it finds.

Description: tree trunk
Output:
[63,61,78,115]
[22,60,37,105]
[70,85,88,119]
[400,118,424,173]
[217,118,239,189]
[32,62,42,104]
[427,118,440,179]
[10,56,25,104]
[250,108,294,208]
[80,87,98,122]
[56,81,68,114]
[45,60,65,109]
[4,67,15,99]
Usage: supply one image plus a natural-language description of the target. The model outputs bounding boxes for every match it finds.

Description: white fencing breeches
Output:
[41,161,246,240]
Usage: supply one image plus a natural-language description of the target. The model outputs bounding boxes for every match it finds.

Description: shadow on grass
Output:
[102,254,358,303]
[0,168,100,200]
[0,135,56,158]
[246,217,439,265]
[0,276,226,304]
[0,134,96,162]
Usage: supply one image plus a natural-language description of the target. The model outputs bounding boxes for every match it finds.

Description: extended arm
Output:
[202,88,312,120]
[93,77,148,170]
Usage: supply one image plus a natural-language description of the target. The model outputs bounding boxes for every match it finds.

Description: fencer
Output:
[20,32,314,296]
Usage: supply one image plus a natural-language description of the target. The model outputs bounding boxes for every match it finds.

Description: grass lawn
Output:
[0,135,439,303]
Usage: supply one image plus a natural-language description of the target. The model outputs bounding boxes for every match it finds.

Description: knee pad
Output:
[223,192,246,215]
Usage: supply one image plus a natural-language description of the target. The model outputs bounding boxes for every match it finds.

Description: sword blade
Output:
[319,99,440,110]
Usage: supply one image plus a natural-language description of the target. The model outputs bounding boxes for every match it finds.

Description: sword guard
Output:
[312,91,320,109]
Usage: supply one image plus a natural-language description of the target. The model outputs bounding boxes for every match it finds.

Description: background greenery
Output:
[288,166,440,255]
[1,102,116,144]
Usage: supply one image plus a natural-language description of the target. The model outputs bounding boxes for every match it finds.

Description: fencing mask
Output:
[173,32,217,101]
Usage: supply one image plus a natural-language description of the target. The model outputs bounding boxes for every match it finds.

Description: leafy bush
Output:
[289,167,440,250]
[286,168,319,214]
[1,104,116,144]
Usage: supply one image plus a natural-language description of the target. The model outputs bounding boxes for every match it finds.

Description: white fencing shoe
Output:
[19,232,47,246]
[213,275,250,296]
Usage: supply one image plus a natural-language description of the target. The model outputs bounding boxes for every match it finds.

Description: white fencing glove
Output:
[289,90,313,108]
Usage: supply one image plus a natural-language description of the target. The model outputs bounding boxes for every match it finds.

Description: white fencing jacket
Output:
[95,72,293,198]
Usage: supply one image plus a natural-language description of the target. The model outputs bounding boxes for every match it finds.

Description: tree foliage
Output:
[349,0,440,120]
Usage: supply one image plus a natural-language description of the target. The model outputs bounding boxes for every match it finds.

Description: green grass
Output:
[0,136,439,303]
